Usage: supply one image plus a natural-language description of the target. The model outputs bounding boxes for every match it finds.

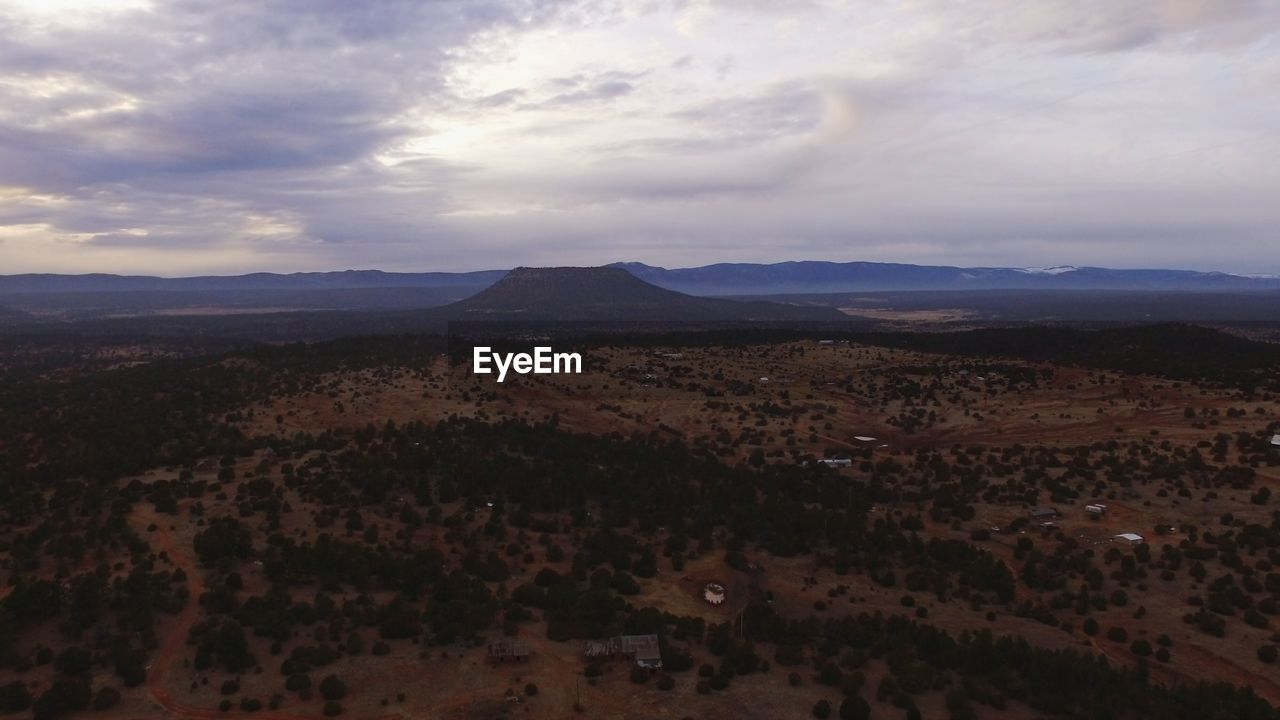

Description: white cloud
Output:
[0,0,1277,274]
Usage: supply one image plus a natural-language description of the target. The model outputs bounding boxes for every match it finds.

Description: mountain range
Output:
[609,262,1280,295]
[3,261,1277,299]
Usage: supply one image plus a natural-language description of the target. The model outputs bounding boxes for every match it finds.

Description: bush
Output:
[630,666,649,684]
[839,696,871,720]
[319,675,346,701]
[371,642,391,656]
[323,701,343,716]
[657,675,675,691]
[1259,645,1278,664]
[1106,626,1128,643]
[812,699,832,718]
[524,683,538,696]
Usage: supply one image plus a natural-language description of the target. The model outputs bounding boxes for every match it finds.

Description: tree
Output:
[320,674,346,701]
[839,696,871,720]
[193,517,252,567]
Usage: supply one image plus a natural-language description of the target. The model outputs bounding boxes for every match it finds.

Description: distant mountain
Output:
[3,262,1278,323]
[0,269,506,294]
[438,266,844,322]
[608,261,1280,295]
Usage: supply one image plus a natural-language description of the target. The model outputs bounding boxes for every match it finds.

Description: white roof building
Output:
[1115,532,1144,545]
[1271,434,1280,448]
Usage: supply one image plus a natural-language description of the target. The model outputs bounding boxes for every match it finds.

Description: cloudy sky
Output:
[1,0,1277,275]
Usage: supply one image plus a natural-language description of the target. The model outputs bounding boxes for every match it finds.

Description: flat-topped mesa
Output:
[444,265,844,322]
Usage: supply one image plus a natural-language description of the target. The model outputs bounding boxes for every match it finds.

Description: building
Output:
[1114,532,1144,546]
[1029,506,1058,520]
[487,639,532,663]
[817,458,852,468]
[1271,434,1280,448]
[583,634,663,670]
[1085,503,1107,517]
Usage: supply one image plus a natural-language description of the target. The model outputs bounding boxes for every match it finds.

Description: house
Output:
[621,635,662,669]
[1271,434,1280,448]
[1029,506,1058,520]
[1085,504,1107,517]
[817,458,852,468]
[1114,532,1144,546]
[583,634,663,670]
[487,639,532,663]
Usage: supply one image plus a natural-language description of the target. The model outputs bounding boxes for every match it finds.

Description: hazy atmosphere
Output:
[1,0,1278,275]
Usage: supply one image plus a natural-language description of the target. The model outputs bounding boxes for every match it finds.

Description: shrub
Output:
[323,701,343,716]
[840,696,871,720]
[812,699,832,718]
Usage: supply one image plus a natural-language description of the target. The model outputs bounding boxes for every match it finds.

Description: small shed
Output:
[621,635,662,670]
[1114,533,1144,546]
[1029,506,1058,520]
[583,634,662,670]
[818,458,852,468]
[1271,434,1280,448]
[488,639,532,663]
[1085,504,1107,517]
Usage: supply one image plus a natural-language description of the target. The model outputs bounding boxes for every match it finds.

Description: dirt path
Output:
[134,504,406,720]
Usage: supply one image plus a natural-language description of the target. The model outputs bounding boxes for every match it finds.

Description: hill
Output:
[439,266,845,322]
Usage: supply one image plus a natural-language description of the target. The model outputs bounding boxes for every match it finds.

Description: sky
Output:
[0,0,1277,276]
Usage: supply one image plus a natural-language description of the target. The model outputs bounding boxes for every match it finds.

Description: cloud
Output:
[0,0,1277,274]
